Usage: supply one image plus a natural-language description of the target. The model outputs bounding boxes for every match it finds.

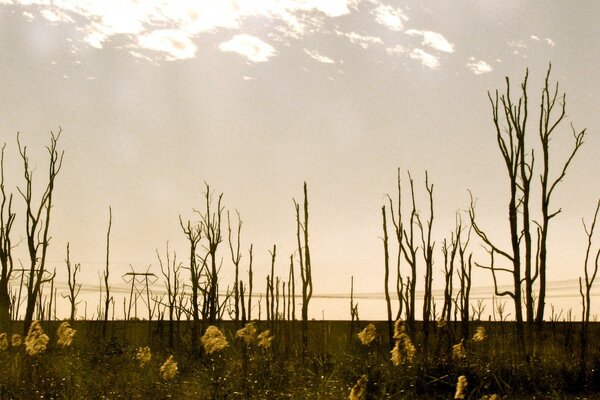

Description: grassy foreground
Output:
[1,320,600,399]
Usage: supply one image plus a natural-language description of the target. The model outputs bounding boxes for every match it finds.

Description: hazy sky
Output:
[0,1,599,320]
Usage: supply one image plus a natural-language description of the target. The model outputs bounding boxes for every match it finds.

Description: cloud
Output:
[138,30,197,60]
[466,57,492,75]
[530,35,540,41]
[372,4,408,31]
[304,48,335,63]
[219,34,276,63]
[409,48,439,70]
[335,30,383,49]
[545,38,555,47]
[1,0,355,61]
[406,29,454,53]
[40,8,73,23]
[385,44,404,55]
[507,40,527,49]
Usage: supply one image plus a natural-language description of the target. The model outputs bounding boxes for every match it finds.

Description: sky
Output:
[0,0,599,321]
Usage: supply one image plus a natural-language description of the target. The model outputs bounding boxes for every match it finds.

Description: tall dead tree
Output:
[227,210,243,325]
[294,182,313,357]
[578,199,600,373]
[387,170,419,334]
[382,205,393,348]
[417,172,435,345]
[103,207,112,337]
[18,131,63,334]
[247,244,253,321]
[180,216,202,346]
[199,184,224,324]
[0,144,15,331]
[536,65,586,322]
[387,168,405,321]
[63,243,81,322]
[158,242,181,348]
[470,66,587,353]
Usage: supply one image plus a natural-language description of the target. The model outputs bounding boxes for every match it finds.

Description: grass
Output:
[0,320,599,399]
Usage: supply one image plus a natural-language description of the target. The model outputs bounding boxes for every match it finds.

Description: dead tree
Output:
[0,144,15,331]
[294,182,313,357]
[382,205,393,348]
[268,244,276,323]
[387,170,419,334]
[103,207,112,337]
[386,168,405,321]
[158,242,181,348]
[17,131,63,334]
[536,65,586,322]
[288,254,295,320]
[199,184,224,324]
[417,172,435,345]
[578,199,600,373]
[227,210,243,325]
[247,244,253,321]
[180,216,202,346]
[63,243,82,322]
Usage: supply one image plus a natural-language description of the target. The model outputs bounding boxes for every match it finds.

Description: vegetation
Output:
[0,66,598,398]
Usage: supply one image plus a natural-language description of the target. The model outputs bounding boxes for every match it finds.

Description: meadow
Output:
[1,319,599,399]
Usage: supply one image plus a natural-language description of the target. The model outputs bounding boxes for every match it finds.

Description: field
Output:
[1,320,600,399]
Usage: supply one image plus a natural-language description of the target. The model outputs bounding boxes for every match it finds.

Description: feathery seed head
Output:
[136,346,152,367]
[56,321,76,348]
[436,318,448,329]
[159,355,178,381]
[201,325,229,355]
[235,322,258,345]
[257,329,274,349]
[357,323,377,346]
[454,375,468,399]
[25,321,49,356]
[393,320,405,339]
[11,334,22,347]
[0,333,8,351]
[348,374,367,400]
[472,326,486,342]
[452,341,466,361]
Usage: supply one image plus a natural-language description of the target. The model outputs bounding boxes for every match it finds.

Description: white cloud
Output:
[545,38,555,47]
[335,30,383,49]
[409,48,439,70]
[219,34,276,63]
[304,48,334,63]
[1,0,356,61]
[406,29,454,53]
[385,44,404,55]
[138,29,197,60]
[507,40,527,49]
[530,35,540,41]
[372,4,408,31]
[40,8,73,23]
[466,57,492,75]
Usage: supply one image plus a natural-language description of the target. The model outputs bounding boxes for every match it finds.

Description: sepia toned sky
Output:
[0,1,599,320]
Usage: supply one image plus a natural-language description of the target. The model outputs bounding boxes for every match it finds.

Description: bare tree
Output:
[0,144,15,331]
[470,67,587,353]
[103,207,112,337]
[158,242,181,348]
[180,216,202,346]
[227,210,243,324]
[294,182,313,357]
[199,184,224,324]
[63,243,81,322]
[382,205,393,348]
[17,130,63,334]
[536,65,586,322]
[417,172,435,345]
[578,199,600,372]
[247,244,253,321]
